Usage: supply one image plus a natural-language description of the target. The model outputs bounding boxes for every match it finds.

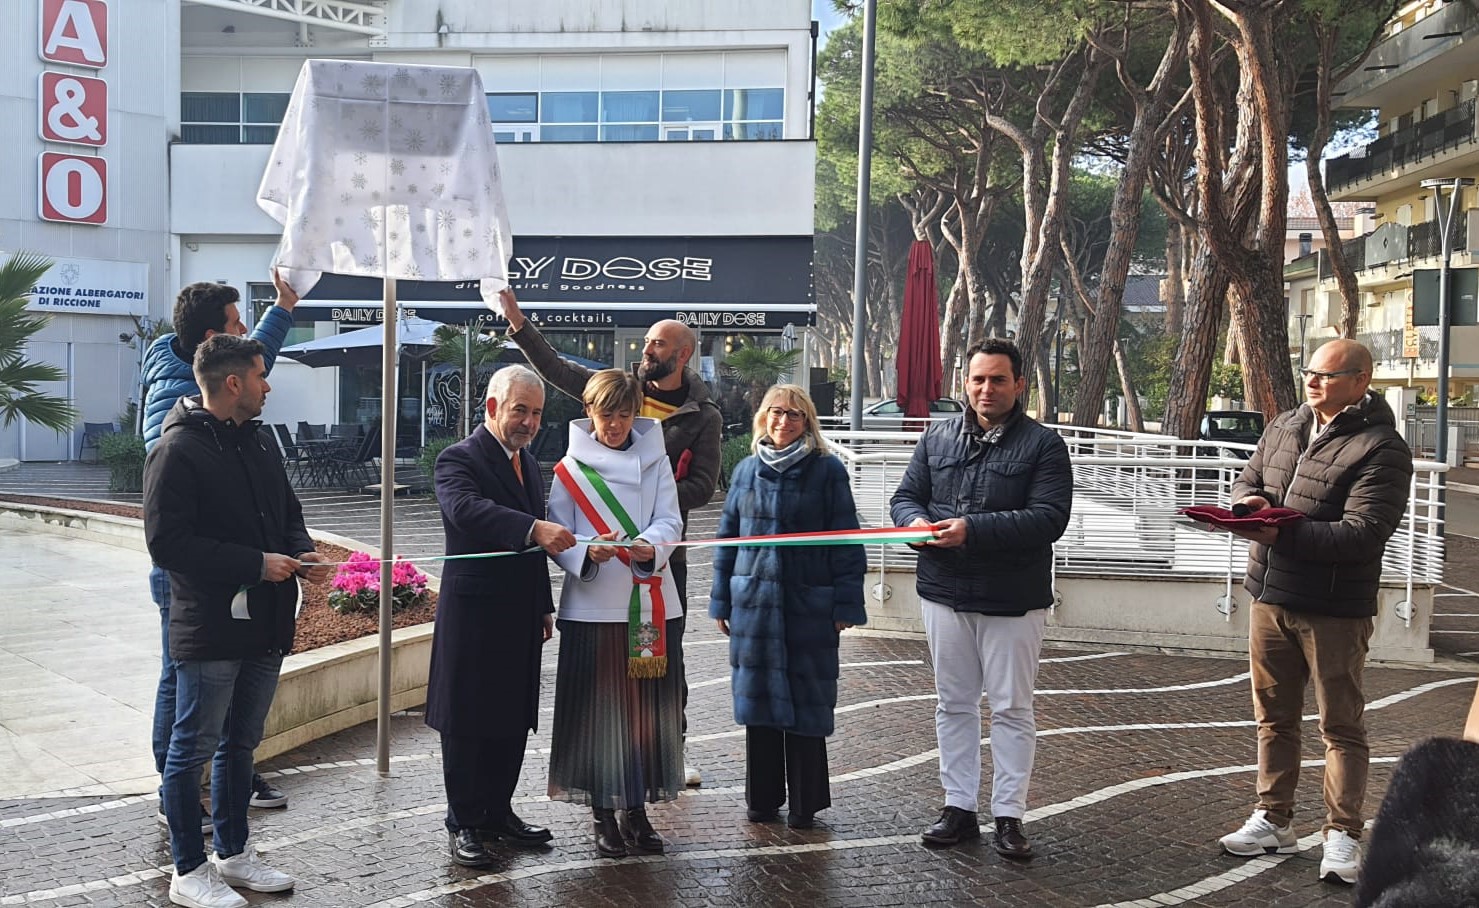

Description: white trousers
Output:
[921,598,1046,819]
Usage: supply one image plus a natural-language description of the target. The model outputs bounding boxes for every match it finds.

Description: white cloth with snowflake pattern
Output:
[257,59,512,303]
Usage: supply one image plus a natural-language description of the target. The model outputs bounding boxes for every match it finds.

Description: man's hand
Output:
[532,519,576,555]
[271,267,300,311]
[1235,495,1271,513]
[295,551,333,583]
[541,613,554,643]
[586,530,621,564]
[628,537,655,562]
[263,553,302,582]
[835,621,854,632]
[926,517,968,548]
[498,288,526,332]
[716,618,730,636]
[906,517,934,548]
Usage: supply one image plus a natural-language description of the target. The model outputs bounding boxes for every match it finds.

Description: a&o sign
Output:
[37,0,109,225]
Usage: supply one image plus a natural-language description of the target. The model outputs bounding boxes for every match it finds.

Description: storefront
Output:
[291,234,815,433]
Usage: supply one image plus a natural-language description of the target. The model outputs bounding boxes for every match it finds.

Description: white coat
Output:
[548,417,685,623]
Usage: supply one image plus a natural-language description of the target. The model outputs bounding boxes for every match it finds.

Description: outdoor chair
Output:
[328,420,381,491]
[297,422,327,442]
[273,424,308,485]
[79,422,119,461]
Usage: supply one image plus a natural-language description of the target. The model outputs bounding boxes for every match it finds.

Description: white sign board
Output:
[15,253,147,316]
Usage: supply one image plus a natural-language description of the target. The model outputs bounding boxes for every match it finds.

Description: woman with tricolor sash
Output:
[546,369,686,858]
[710,384,868,830]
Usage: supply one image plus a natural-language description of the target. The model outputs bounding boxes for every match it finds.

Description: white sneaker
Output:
[684,764,702,787]
[210,847,295,893]
[169,862,246,908]
[1219,809,1297,855]
[1319,829,1361,884]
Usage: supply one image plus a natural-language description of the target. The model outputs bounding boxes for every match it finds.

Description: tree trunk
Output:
[1114,338,1145,432]
[1162,217,1185,334]
[1163,243,1229,438]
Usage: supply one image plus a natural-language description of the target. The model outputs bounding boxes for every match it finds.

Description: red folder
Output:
[1179,505,1305,530]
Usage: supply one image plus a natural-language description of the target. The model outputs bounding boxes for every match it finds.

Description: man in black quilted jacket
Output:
[890,338,1073,860]
[1217,338,1412,887]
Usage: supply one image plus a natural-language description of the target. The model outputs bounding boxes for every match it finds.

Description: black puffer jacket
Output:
[143,397,312,660]
[890,406,1073,613]
[1231,391,1412,618]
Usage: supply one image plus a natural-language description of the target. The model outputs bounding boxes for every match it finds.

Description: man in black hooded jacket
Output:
[144,334,329,908]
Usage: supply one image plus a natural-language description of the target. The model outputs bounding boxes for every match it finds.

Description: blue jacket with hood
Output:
[141,305,294,451]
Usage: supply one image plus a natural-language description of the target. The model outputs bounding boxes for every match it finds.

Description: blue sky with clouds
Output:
[813,0,846,45]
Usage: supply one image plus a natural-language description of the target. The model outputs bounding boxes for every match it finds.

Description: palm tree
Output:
[430,322,504,370]
[0,253,76,431]
[722,343,803,410]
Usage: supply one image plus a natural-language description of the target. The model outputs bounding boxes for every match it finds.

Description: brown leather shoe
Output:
[993,816,1033,859]
[921,806,981,846]
[593,808,627,858]
[618,807,665,853]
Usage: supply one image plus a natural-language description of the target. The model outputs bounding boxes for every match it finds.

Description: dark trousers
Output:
[745,725,831,815]
[672,558,689,733]
[441,731,529,832]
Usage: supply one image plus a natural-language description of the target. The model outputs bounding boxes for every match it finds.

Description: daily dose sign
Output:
[37,0,109,225]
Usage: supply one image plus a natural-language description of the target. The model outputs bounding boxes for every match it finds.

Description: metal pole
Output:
[464,321,473,437]
[1054,322,1063,423]
[376,278,398,777]
[848,0,877,431]
[1436,182,1460,467]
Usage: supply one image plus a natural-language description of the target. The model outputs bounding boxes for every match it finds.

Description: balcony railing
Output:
[1318,210,1469,279]
[1326,99,1476,193]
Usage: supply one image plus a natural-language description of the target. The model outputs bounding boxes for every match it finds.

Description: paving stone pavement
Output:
[2,462,1478,906]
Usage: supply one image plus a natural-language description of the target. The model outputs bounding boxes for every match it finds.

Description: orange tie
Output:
[510,451,524,484]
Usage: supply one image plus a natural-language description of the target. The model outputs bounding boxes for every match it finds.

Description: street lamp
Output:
[1420,176,1476,467]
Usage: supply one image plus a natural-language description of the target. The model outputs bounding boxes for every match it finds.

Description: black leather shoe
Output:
[786,810,816,829]
[993,816,1033,859]
[496,812,553,846]
[746,807,781,823]
[449,829,494,868]
[619,807,665,853]
[921,806,981,846]
[593,808,627,858]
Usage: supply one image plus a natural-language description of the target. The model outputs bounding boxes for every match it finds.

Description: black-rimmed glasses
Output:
[1299,368,1361,383]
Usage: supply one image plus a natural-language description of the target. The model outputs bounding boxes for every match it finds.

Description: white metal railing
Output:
[826,425,1446,591]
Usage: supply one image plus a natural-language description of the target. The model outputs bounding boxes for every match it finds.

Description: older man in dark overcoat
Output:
[426,365,576,868]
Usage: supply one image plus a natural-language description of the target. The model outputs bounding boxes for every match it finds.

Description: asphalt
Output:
[1,461,1476,907]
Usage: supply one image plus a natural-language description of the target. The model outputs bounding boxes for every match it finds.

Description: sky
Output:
[813,0,846,46]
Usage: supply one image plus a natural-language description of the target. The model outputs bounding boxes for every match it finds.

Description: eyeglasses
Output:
[765,406,806,424]
[1299,368,1362,383]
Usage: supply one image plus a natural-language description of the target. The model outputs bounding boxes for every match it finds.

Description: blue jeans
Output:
[162,654,282,874]
[149,565,173,775]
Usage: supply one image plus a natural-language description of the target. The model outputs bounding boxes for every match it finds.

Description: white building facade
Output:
[3,0,817,459]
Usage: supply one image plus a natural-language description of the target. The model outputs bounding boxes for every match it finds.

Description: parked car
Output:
[858,397,964,429]
[1199,410,1264,459]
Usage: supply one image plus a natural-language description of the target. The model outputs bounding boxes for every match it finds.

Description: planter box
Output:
[0,505,437,759]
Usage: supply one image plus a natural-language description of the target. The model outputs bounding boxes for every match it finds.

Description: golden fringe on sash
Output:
[628,655,668,679]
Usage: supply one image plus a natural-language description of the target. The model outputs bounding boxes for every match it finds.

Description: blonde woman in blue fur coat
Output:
[709,384,867,829]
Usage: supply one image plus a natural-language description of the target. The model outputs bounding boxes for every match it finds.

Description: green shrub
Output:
[719,432,752,490]
[98,433,146,492]
[416,434,460,486]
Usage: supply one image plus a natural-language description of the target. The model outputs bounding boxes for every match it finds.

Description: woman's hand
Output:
[716,619,730,636]
[628,537,655,562]
[586,531,621,564]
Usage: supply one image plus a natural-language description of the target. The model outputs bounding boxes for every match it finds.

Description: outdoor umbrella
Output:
[896,240,942,418]
[277,315,445,368]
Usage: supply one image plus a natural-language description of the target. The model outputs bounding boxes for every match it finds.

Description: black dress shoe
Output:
[497,812,553,846]
[618,807,665,853]
[449,829,494,868]
[921,806,981,846]
[746,807,781,823]
[993,816,1033,859]
[593,808,627,858]
[786,810,816,829]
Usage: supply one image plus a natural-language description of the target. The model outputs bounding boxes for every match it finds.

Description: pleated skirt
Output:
[547,617,684,809]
